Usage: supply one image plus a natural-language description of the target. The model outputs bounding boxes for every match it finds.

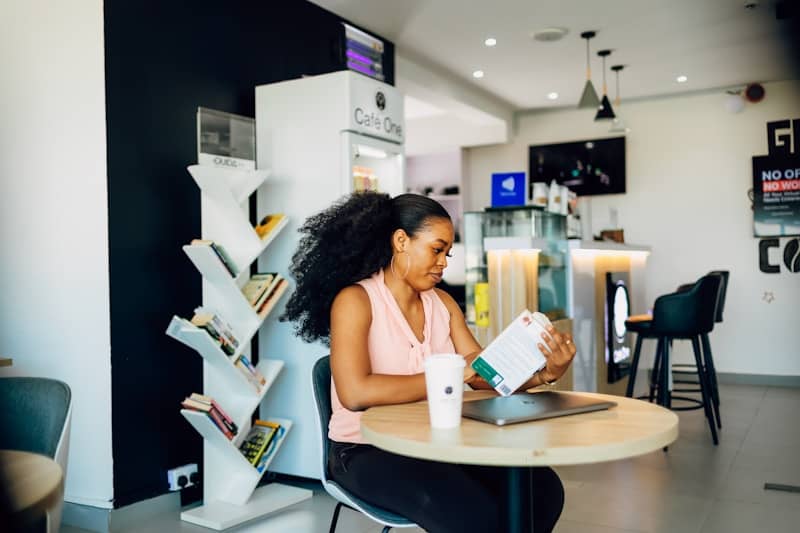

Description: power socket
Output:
[167,463,198,491]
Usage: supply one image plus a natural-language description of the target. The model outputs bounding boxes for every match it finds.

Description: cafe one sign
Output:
[754,119,800,274]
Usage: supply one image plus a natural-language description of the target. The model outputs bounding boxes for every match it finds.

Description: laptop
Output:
[461,391,617,426]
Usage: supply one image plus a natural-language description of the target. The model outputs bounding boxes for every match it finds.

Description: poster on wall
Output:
[752,119,800,237]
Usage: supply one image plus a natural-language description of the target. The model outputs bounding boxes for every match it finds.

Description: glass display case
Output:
[464,206,568,343]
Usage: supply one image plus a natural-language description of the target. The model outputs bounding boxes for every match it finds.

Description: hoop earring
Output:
[390,251,411,280]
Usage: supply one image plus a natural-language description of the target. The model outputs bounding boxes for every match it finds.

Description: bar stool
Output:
[625,275,722,444]
[672,270,728,429]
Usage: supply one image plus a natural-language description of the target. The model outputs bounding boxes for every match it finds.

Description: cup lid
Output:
[424,353,465,368]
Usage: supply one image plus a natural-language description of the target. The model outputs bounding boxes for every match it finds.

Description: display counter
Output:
[464,207,651,395]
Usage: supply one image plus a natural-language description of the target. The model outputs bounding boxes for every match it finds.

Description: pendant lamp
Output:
[609,64,630,133]
[594,49,616,120]
[577,31,600,109]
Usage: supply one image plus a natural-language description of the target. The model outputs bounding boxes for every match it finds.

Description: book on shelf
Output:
[190,312,239,356]
[241,272,278,308]
[255,275,285,313]
[181,393,237,440]
[189,392,238,434]
[254,213,285,240]
[235,354,267,389]
[238,420,284,472]
[190,239,239,277]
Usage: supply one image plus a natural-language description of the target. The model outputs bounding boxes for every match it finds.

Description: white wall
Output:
[0,0,113,507]
[465,80,800,376]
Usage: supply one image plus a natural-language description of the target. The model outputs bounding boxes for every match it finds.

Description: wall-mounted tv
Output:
[529,136,626,196]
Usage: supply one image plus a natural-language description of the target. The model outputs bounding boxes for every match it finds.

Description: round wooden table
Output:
[0,449,64,526]
[361,390,678,532]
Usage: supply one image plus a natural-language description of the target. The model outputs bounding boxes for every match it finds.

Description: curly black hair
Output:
[281,191,451,345]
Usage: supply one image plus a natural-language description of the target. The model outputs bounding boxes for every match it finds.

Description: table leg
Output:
[507,466,533,533]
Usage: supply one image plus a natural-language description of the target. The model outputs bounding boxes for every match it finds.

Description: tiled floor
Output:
[63,384,800,533]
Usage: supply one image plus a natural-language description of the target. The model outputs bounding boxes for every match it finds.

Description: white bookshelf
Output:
[166,165,311,530]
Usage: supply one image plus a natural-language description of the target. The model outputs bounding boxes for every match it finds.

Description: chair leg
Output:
[626,333,643,398]
[649,338,663,403]
[692,336,719,445]
[329,502,345,533]
[660,337,672,410]
[381,527,392,533]
[701,333,722,429]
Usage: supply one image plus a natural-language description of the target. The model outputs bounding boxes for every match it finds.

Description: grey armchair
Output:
[0,377,72,532]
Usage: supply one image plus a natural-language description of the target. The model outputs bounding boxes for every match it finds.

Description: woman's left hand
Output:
[537,325,577,382]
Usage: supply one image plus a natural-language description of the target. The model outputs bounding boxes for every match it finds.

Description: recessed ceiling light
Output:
[676,75,688,83]
[472,70,485,79]
[484,37,497,47]
[547,92,559,100]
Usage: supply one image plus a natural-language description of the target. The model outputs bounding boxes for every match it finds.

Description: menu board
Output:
[343,23,385,81]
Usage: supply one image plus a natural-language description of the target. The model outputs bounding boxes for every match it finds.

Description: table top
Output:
[0,450,63,522]
[361,391,678,467]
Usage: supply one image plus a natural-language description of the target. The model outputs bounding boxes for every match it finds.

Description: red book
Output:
[207,408,234,440]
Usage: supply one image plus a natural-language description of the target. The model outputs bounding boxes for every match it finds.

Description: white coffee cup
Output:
[423,353,466,429]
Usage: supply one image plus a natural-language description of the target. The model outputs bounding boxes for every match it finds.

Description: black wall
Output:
[104,0,394,506]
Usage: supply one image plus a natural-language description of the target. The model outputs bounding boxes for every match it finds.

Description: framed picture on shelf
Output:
[197,107,256,171]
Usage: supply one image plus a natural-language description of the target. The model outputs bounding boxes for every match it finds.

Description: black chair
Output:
[625,275,722,444]
[671,270,728,429]
[311,356,417,533]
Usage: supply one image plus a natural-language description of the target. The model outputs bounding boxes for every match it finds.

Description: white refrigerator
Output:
[255,71,405,478]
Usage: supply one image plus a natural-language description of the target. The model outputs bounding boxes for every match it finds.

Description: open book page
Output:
[471,310,549,396]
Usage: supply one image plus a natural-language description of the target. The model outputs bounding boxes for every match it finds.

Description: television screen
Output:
[529,136,626,196]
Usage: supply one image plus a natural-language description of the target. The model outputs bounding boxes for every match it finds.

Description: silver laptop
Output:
[461,391,617,426]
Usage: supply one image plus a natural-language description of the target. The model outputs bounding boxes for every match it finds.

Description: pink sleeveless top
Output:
[329,269,456,443]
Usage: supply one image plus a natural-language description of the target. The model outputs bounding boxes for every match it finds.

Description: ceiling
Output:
[312,0,799,110]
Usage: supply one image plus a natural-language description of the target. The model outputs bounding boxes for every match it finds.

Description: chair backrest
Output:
[653,274,721,336]
[309,355,417,529]
[311,356,334,483]
[707,270,729,323]
[0,378,71,458]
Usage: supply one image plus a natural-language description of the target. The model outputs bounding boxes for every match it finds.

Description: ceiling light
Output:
[547,92,559,100]
[577,31,600,109]
[676,75,688,83]
[609,64,630,133]
[594,50,616,121]
[472,70,484,79]
[484,37,497,47]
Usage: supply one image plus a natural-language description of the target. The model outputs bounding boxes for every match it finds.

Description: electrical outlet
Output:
[167,463,198,491]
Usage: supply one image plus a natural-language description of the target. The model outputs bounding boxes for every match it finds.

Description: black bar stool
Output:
[672,271,728,429]
[625,275,722,444]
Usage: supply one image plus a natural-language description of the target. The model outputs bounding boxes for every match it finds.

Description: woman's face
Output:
[401,217,455,291]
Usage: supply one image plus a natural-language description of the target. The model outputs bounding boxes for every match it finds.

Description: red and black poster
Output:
[753,119,800,237]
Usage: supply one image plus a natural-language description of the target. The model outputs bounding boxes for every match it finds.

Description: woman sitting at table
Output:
[283,191,576,533]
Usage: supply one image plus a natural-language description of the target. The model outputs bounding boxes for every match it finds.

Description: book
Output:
[238,355,267,386]
[190,313,236,356]
[241,273,276,307]
[238,420,282,471]
[234,359,263,392]
[254,213,285,240]
[253,275,284,313]
[254,422,285,473]
[470,310,552,397]
[181,395,236,439]
[189,393,238,433]
[190,239,238,277]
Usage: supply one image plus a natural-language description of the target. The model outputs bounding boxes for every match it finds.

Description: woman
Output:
[283,191,576,533]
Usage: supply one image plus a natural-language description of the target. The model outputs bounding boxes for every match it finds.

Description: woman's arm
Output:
[330,285,427,411]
